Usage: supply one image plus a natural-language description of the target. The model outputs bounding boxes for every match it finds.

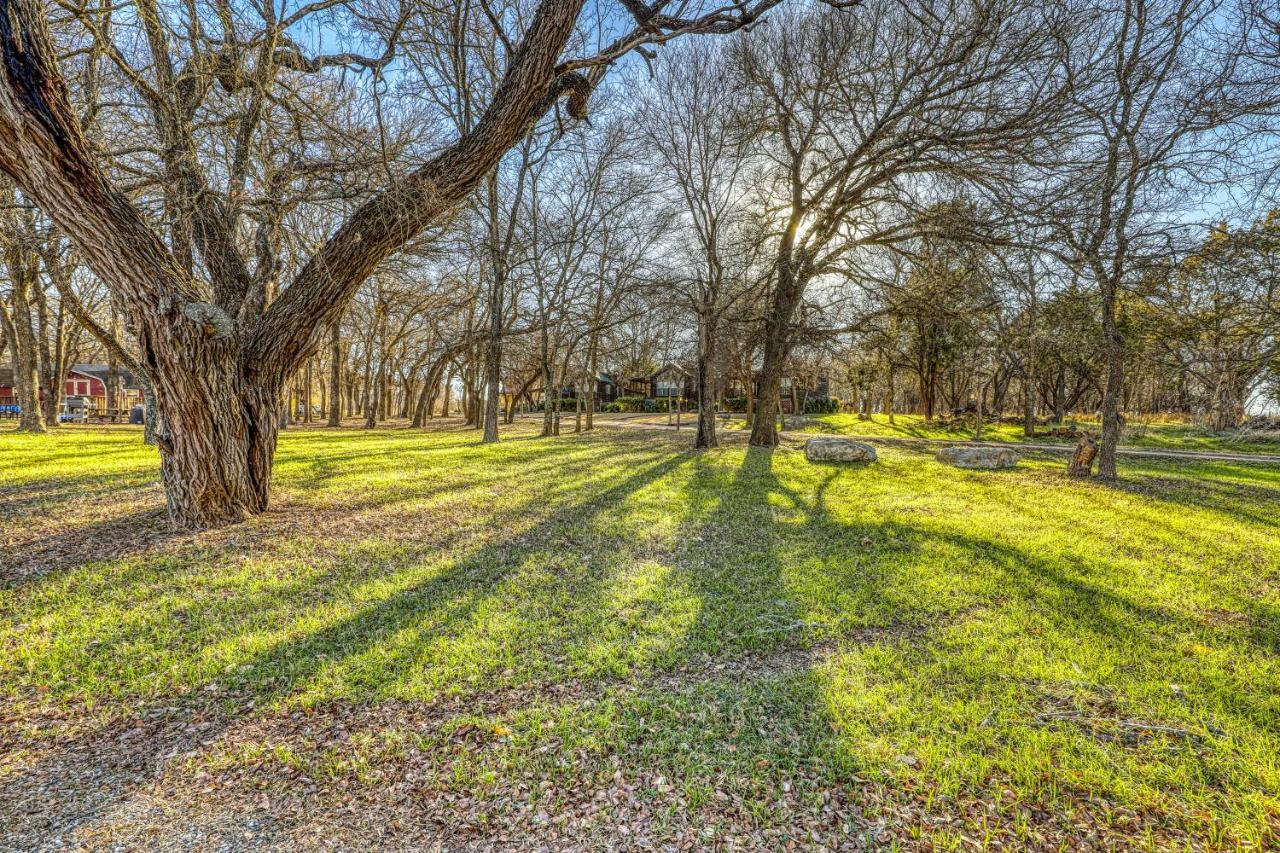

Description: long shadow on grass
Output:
[0,438,694,848]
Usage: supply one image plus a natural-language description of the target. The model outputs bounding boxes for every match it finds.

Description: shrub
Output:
[803,397,839,415]
[612,395,649,413]
[722,396,748,413]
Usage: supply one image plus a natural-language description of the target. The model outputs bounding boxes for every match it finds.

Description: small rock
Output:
[934,446,1020,469]
[803,438,877,463]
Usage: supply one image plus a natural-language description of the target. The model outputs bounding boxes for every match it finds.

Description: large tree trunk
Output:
[153,360,280,529]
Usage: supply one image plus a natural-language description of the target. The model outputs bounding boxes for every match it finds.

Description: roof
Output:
[71,364,144,389]
[651,362,691,378]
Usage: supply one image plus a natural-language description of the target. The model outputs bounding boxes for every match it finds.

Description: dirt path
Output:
[587,415,1280,466]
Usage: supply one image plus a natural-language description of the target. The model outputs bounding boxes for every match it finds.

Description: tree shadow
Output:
[4,435,1277,847]
[0,441,695,847]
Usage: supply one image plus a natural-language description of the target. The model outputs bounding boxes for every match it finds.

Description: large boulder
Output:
[803,437,877,463]
[935,445,1020,469]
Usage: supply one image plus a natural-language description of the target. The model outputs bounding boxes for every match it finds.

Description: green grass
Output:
[2,423,1278,846]
[741,412,1280,454]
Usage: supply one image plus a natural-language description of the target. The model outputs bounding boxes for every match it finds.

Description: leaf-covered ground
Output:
[1,423,1277,850]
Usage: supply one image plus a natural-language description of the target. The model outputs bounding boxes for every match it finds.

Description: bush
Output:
[612,395,649,413]
[803,397,839,415]
[722,396,748,413]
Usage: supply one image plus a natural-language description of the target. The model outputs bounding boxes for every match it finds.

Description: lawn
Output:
[2,423,1278,849]
[723,412,1280,455]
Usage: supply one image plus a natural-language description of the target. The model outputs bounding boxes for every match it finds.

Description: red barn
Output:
[0,364,144,416]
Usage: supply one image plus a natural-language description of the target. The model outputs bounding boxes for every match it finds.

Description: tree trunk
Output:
[574,380,583,433]
[4,260,45,433]
[33,282,62,428]
[750,319,788,447]
[327,324,342,426]
[364,360,382,429]
[1097,284,1123,480]
[153,360,279,529]
[884,363,895,424]
[303,359,313,423]
[1052,364,1066,423]
[482,302,502,444]
[974,377,985,441]
[1068,431,1098,478]
[440,369,453,418]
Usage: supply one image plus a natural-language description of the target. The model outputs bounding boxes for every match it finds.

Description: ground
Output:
[1,422,1278,850]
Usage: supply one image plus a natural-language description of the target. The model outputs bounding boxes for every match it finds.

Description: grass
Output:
[2,422,1278,847]
[719,411,1280,455]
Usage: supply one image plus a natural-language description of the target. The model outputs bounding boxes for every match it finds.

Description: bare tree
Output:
[1044,0,1279,479]
[642,45,763,448]
[736,0,1071,446]
[0,0,784,528]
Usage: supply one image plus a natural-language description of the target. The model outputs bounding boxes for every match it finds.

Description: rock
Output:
[782,415,818,430]
[935,446,1020,469]
[803,437,877,463]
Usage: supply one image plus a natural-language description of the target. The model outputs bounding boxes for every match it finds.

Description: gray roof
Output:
[70,364,143,389]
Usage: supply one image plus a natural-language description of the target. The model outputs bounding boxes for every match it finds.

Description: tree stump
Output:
[1068,431,1098,478]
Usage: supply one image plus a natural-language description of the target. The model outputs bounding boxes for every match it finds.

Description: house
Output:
[649,363,695,399]
[66,364,146,412]
[722,372,830,414]
[0,364,145,415]
[595,373,620,403]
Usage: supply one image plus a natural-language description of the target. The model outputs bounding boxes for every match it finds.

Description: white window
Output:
[656,378,680,396]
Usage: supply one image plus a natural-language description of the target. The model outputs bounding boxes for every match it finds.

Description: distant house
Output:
[606,364,829,411]
[0,364,145,414]
[595,373,620,403]
[650,363,694,399]
[722,372,830,414]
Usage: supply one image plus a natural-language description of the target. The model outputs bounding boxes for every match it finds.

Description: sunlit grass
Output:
[1,423,1277,845]
[726,411,1280,454]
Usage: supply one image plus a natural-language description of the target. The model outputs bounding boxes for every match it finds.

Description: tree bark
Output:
[0,0,593,528]
[326,323,342,426]
[1068,431,1098,478]
[1097,284,1123,480]
[33,280,64,428]
[1,247,45,433]
[695,313,718,449]
[1023,275,1038,437]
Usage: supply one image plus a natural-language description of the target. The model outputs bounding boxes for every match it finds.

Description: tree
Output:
[1043,0,1279,479]
[737,0,1071,446]
[642,45,763,449]
[0,0,783,528]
